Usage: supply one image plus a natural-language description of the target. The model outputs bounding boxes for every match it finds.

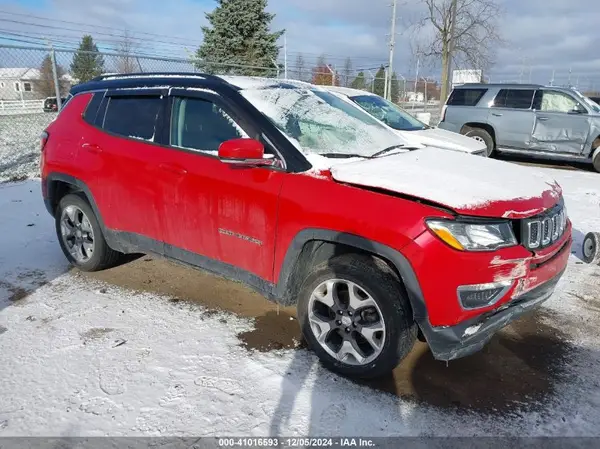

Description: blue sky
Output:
[1,0,599,90]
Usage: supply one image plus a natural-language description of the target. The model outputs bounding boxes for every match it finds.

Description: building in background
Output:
[452,69,483,88]
[0,68,74,101]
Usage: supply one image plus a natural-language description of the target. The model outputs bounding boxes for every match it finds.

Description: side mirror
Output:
[569,105,587,114]
[218,138,276,167]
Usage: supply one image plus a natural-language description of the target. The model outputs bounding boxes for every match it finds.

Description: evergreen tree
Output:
[70,35,105,83]
[390,72,400,103]
[373,66,385,97]
[350,71,366,90]
[36,55,68,98]
[196,0,284,76]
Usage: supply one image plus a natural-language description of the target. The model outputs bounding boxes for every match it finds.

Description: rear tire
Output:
[464,127,495,157]
[55,193,123,271]
[297,253,417,379]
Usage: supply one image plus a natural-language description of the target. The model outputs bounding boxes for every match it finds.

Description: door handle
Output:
[537,116,550,121]
[491,112,503,117]
[82,143,103,154]
[159,163,187,175]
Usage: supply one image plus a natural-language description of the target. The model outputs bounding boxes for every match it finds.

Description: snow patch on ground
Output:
[1,156,600,436]
[0,113,54,182]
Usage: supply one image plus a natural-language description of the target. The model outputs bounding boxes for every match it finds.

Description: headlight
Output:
[426,219,517,251]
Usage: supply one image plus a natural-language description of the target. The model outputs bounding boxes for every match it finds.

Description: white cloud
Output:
[1,0,599,87]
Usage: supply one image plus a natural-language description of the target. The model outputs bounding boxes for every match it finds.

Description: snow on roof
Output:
[0,68,37,79]
[100,74,207,81]
[321,85,375,97]
[218,75,315,90]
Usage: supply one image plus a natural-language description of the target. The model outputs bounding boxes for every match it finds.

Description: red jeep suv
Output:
[41,73,572,378]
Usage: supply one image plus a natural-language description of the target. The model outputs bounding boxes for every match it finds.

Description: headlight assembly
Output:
[426,219,517,252]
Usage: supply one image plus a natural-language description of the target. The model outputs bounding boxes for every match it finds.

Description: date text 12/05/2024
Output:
[218,438,376,447]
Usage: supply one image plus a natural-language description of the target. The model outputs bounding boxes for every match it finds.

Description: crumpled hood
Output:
[329,148,562,218]
[399,127,486,154]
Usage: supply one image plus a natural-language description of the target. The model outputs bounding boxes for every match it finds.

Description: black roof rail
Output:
[90,72,226,83]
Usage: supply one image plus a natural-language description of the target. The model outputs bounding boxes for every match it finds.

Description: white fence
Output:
[0,99,45,116]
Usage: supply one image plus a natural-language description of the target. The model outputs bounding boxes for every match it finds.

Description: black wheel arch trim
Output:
[274,229,428,324]
[44,172,124,252]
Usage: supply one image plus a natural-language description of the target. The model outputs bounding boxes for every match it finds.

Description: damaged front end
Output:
[421,266,567,361]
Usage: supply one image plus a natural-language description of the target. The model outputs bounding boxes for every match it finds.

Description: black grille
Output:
[521,203,567,250]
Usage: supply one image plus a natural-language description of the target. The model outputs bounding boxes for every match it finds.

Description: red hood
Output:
[328,148,562,218]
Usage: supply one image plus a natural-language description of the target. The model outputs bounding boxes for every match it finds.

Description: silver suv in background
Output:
[438,83,600,172]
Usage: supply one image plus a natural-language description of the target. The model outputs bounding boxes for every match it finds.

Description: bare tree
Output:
[412,0,503,103]
[343,57,353,87]
[295,53,305,81]
[117,30,139,74]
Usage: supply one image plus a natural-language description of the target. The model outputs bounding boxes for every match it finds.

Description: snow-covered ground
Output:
[0,113,56,183]
[0,171,599,436]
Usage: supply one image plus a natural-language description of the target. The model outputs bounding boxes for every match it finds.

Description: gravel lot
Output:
[0,174,599,436]
[0,113,56,182]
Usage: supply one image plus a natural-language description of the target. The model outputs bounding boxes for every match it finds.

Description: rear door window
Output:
[493,89,535,109]
[102,96,163,141]
[447,88,487,106]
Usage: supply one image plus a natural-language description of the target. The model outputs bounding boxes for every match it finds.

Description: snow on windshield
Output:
[238,84,401,158]
[351,94,426,131]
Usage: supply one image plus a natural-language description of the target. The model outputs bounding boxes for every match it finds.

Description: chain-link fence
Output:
[0,43,439,182]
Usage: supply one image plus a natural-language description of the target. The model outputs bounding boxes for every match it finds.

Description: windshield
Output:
[237,83,403,158]
[350,94,427,131]
[571,89,600,113]
[584,97,600,113]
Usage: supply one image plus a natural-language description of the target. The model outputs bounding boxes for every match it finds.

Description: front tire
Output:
[55,193,123,271]
[593,149,600,173]
[464,127,495,157]
[297,254,417,379]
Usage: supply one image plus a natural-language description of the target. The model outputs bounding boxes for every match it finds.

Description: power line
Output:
[0,17,198,50]
[0,9,203,44]
[0,28,174,53]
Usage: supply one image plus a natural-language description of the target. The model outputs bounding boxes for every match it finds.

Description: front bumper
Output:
[419,267,566,361]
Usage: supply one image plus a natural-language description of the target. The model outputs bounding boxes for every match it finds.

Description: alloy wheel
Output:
[307,279,386,366]
[60,205,95,263]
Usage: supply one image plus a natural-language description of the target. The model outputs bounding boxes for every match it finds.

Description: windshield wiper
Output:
[371,145,406,158]
[318,153,372,159]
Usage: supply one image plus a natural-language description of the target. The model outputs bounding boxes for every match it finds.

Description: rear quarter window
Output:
[82,92,104,124]
[102,96,162,141]
[447,88,488,106]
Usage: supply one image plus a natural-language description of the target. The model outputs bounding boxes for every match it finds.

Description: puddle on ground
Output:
[82,256,576,412]
[358,310,572,412]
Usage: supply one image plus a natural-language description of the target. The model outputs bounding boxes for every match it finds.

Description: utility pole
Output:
[271,58,280,78]
[284,33,288,79]
[326,64,336,86]
[48,42,62,111]
[387,0,398,101]
[550,69,555,86]
[384,67,389,100]
[443,0,458,102]
[412,58,420,110]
